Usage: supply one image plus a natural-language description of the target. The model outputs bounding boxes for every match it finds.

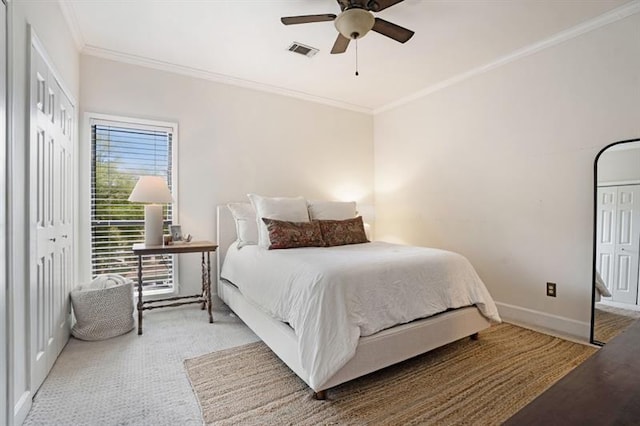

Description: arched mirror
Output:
[592,138,640,345]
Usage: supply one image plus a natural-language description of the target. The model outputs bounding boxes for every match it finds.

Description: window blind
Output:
[91,122,175,291]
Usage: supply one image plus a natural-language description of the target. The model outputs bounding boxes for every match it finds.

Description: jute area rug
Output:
[185,323,595,425]
[594,305,640,343]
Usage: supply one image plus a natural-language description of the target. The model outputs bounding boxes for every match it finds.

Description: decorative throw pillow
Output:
[248,194,310,248]
[318,216,369,247]
[307,200,357,220]
[227,203,258,248]
[262,218,325,250]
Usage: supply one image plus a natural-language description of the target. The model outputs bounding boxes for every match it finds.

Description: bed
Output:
[216,204,500,398]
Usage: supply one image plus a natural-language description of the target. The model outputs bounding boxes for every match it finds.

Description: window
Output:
[90,117,177,293]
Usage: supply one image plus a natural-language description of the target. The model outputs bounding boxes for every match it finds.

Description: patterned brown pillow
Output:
[317,216,369,247]
[262,218,326,250]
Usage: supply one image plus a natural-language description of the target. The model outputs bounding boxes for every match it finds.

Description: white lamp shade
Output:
[128,176,173,204]
[334,8,375,39]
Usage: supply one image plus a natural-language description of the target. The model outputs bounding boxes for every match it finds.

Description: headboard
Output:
[216,204,238,284]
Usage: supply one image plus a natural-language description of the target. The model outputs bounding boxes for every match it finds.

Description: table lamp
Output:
[128,176,174,246]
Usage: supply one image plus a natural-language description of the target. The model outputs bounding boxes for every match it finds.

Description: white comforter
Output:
[221,241,501,389]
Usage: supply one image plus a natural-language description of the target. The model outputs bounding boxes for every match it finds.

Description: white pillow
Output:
[227,203,258,248]
[307,201,357,220]
[247,194,310,248]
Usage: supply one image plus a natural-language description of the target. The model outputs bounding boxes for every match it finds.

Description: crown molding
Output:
[374,0,640,115]
[58,0,371,114]
[81,45,373,115]
[58,0,85,50]
[605,141,640,152]
[61,0,639,117]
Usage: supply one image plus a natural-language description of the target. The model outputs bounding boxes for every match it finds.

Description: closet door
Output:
[596,187,617,295]
[611,185,640,305]
[56,81,73,357]
[30,38,75,392]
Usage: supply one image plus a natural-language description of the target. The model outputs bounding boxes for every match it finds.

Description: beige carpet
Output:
[594,304,640,343]
[23,308,259,426]
[185,323,596,425]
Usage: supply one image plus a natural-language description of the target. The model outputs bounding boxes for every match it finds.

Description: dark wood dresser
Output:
[504,320,640,425]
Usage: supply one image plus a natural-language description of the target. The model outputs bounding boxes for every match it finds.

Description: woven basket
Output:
[71,276,135,341]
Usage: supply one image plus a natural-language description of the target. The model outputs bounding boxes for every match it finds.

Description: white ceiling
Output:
[60,0,632,112]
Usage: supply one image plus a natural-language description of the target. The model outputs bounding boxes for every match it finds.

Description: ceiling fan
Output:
[281,0,415,55]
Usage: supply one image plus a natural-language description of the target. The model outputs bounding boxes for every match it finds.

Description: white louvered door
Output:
[30,39,75,392]
[596,185,640,305]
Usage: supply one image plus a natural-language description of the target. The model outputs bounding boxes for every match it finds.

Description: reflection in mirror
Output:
[593,139,640,344]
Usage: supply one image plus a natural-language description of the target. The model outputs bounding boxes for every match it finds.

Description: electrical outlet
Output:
[546,282,557,297]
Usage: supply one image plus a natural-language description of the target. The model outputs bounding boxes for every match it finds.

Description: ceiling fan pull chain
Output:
[355,38,359,76]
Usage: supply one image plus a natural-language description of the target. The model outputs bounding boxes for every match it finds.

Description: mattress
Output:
[221,241,500,389]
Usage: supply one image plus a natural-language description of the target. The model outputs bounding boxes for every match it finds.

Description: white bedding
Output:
[221,241,501,389]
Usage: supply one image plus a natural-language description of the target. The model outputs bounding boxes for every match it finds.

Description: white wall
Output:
[79,55,373,296]
[598,144,640,183]
[7,1,79,424]
[374,14,640,339]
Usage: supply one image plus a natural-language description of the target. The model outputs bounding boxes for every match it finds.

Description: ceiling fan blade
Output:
[372,17,414,43]
[331,34,350,54]
[281,14,337,25]
[367,0,406,12]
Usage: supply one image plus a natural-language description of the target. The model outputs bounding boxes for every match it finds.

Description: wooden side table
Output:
[132,241,217,335]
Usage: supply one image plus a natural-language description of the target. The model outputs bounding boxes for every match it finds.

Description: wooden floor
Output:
[505,319,640,425]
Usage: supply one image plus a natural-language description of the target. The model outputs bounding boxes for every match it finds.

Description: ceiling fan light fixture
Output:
[334,8,375,40]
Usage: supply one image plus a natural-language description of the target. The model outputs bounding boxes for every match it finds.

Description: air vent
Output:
[288,42,319,58]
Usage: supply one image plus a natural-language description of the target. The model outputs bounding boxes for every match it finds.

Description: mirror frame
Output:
[591,137,640,345]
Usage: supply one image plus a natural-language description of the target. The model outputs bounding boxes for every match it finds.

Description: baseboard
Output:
[597,300,640,312]
[14,390,31,425]
[496,302,590,341]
